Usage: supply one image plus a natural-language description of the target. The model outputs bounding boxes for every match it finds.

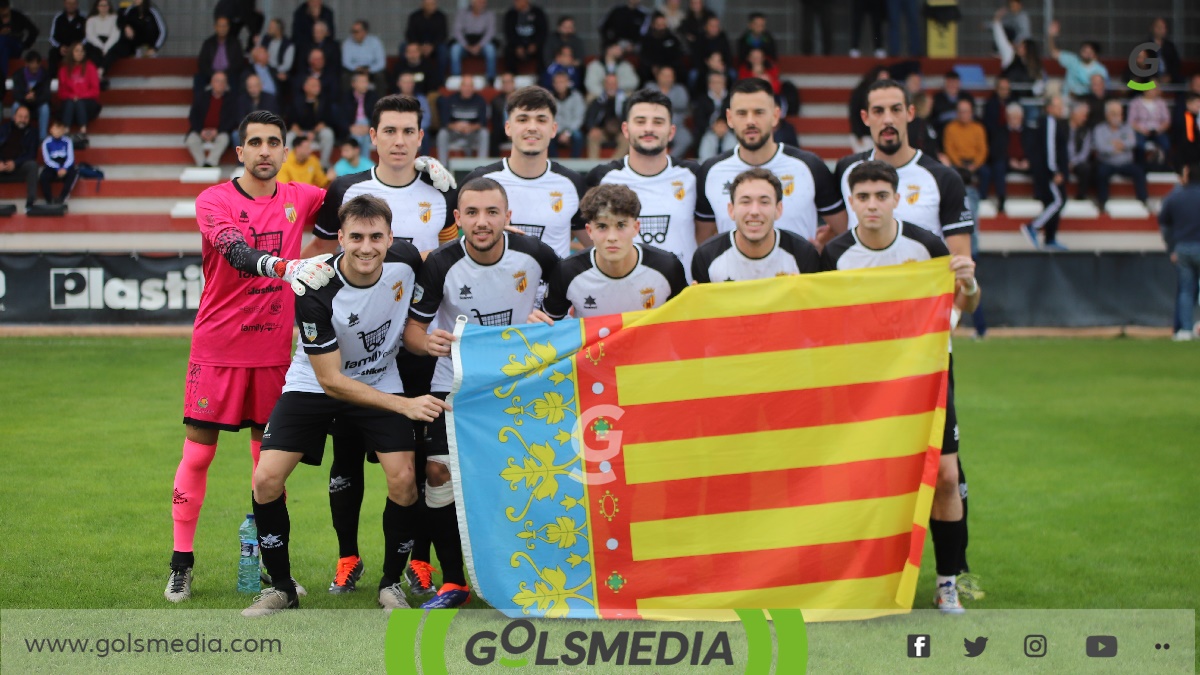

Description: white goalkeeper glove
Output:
[281,253,335,296]
[414,156,457,192]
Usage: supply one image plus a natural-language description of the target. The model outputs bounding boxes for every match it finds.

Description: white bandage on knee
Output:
[425,479,455,508]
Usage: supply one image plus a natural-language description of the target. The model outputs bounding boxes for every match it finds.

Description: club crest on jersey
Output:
[780,174,795,197]
[358,320,392,353]
[906,185,921,205]
[302,322,318,342]
[513,270,528,293]
[672,180,686,200]
[419,201,433,224]
[284,202,297,223]
[550,191,564,213]
[640,287,656,309]
[392,280,405,302]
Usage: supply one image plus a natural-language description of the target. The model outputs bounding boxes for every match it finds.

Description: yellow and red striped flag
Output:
[448,258,954,621]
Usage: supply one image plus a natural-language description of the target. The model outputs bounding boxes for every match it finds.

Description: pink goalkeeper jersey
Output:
[190,179,325,367]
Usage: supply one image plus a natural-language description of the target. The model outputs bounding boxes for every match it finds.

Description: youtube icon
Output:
[1087,636,1118,658]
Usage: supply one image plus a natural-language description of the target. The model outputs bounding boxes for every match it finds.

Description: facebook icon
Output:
[908,634,931,658]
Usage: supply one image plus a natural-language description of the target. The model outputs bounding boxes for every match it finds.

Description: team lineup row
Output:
[167,76,984,618]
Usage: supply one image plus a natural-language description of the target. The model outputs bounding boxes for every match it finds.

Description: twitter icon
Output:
[964,637,988,657]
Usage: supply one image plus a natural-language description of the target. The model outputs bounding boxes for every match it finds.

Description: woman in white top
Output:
[85,0,121,79]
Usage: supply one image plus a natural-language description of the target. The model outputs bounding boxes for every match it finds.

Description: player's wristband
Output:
[961,278,979,296]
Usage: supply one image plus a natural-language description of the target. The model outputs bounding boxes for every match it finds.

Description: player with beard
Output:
[585,88,704,280]
[694,78,847,248]
[166,110,336,602]
[464,86,590,258]
[404,177,559,609]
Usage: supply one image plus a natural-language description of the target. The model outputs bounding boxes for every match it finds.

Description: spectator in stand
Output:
[341,71,379,154]
[1047,20,1107,99]
[909,91,940,154]
[213,0,263,52]
[49,0,87,75]
[115,0,165,59]
[982,75,1015,138]
[295,47,340,102]
[1158,161,1200,341]
[542,44,582,91]
[1093,99,1149,211]
[1081,73,1117,131]
[998,0,1031,44]
[659,0,685,30]
[504,0,548,75]
[306,20,341,75]
[288,75,338,167]
[1175,94,1200,172]
[904,72,923,98]
[799,1,833,56]
[549,70,585,158]
[450,0,497,81]
[652,66,692,159]
[396,71,433,154]
[436,75,489,163]
[738,48,799,116]
[1146,17,1181,84]
[245,46,280,97]
[57,42,101,146]
[276,133,328,187]
[640,12,685,83]
[342,20,386,93]
[262,18,295,94]
[992,8,1045,97]
[0,1,39,96]
[185,71,237,167]
[544,16,584,70]
[198,16,247,90]
[678,0,715,48]
[888,0,923,57]
[849,0,887,58]
[848,65,891,153]
[691,16,734,76]
[11,51,51,140]
[943,98,988,178]
[394,42,441,95]
[1020,95,1070,251]
[584,42,639,102]
[1128,81,1171,167]
[931,71,974,135]
[232,73,281,146]
[738,12,778,63]
[488,72,516,156]
[979,102,1031,213]
[85,0,121,82]
[1066,101,1094,200]
[0,104,39,211]
[40,118,79,206]
[600,0,648,51]
[689,49,735,99]
[585,73,629,158]
[292,0,334,55]
[328,137,373,181]
[694,69,732,160]
[404,0,449,80]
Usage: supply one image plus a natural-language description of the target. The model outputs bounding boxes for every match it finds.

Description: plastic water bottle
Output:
[237,514,261,594]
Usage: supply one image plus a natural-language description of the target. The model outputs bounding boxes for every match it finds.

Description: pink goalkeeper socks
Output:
[171,439,217,552]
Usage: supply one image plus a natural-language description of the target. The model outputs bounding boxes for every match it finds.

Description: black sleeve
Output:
[462,162,503,189]
[820,231,855,271]
[831,154,859,198]
[540,257,573,320]
[560,165,589,229]
[296,281,340,354]
[693,156,717,221]
[409,247,451,322]
[903,222,950,258]
[802,150,846,215]
[530,239,562,283]
[933,165,975,236]
[585,160,620,189]
[780,232,823,273]
[385,239,424,274]
[314,174,364,239]
[665,255,688,299]
[690,239,715,283]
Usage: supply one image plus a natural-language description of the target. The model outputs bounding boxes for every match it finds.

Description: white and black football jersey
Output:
[409,233,560,391]
[586,156,701,279]
[463,159,586,258]
[543,244,687,319]
[285,241,423,394]
[313,168,458,253]
[834,149,974,239]
[694,144,845,240]
[820,221,950,271]
[691,229,822,283]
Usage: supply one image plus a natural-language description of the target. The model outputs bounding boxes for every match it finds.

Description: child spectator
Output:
[40,118,79,205]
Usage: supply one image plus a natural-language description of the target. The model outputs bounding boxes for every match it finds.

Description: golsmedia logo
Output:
[1127,42,1160,91]
[386,609,806,674]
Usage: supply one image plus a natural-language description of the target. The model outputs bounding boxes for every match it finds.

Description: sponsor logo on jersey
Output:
[584,295,597,309]
[392,280,405,302]
[242,322,284,333]
[419,201,433,224]
[249,227,284,256]
[459,285,473,299]
[284,202,297,223]
[639,215,670,244]
[413,284,424,303]
[550,191,564,213]
[303,322,318,342]
[780,174,795,197]
[240,304,261,314]
[906,184,921,205]
[640,287,656,309]
[672,180,686,200]
[358,320,392,353]
[238,210,250,224]
[247,284,283,296]
[513,270,528,293]
[348,312,360,326]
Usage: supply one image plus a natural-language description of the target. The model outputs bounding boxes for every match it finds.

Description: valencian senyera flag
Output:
[446,258,955,622]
